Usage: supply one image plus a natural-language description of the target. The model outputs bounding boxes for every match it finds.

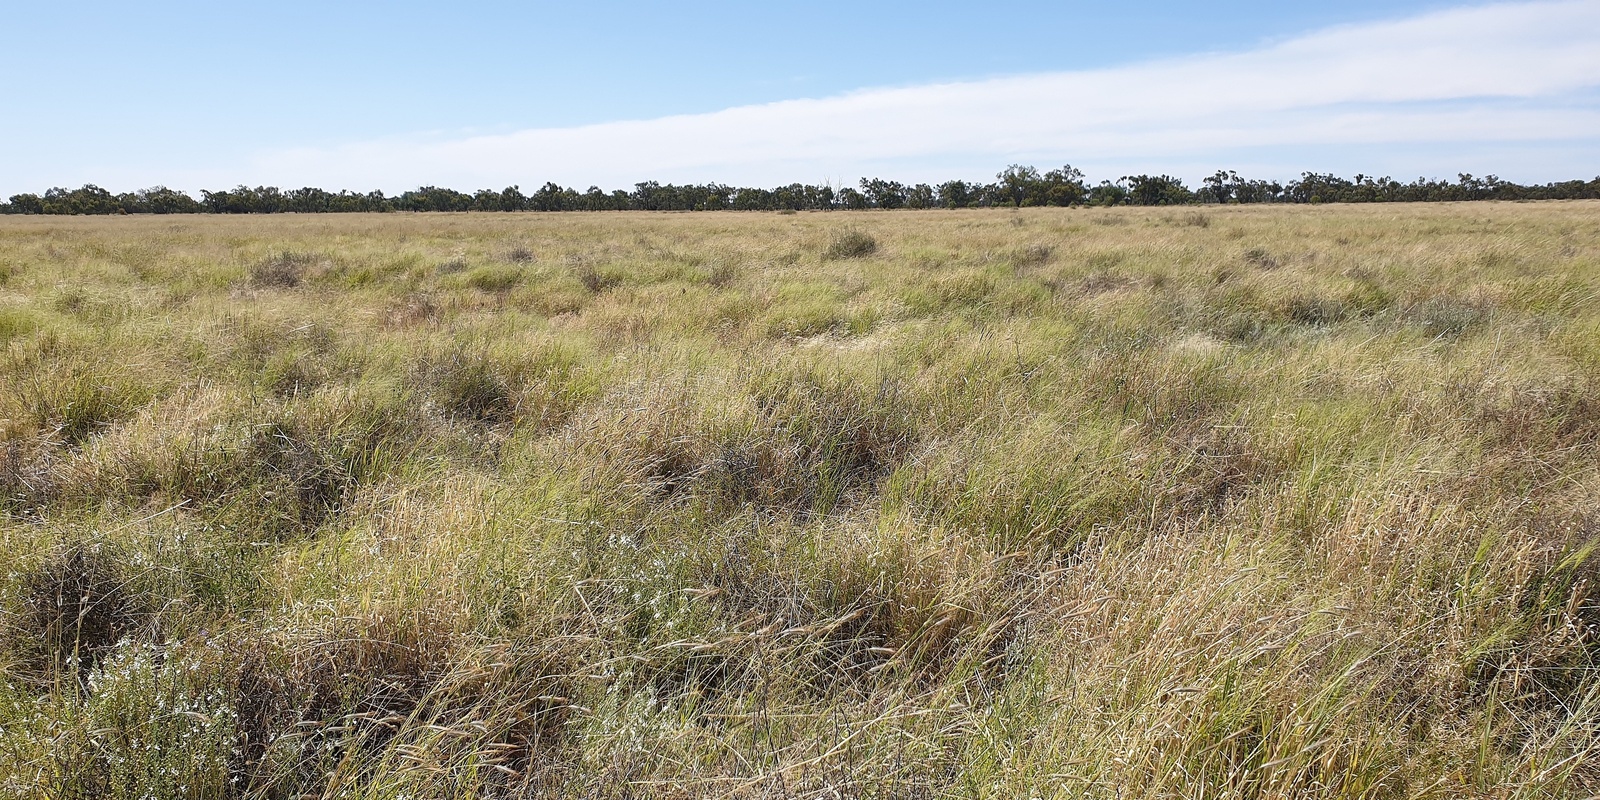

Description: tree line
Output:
[5,165,1598,215]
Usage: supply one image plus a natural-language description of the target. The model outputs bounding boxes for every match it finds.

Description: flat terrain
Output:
[2,203,1599,798]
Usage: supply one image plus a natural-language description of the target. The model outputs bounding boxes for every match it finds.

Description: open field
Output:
[2,203,1599,798]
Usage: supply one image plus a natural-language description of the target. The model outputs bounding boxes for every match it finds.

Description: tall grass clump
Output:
[11,541,147,679]
[822,228,878,260]
[248,251,321,289]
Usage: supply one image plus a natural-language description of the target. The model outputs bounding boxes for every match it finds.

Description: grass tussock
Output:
[563,369,915,519]
[1,436,61,516]
[12,541,148,679]
[822,228,878,260]
[2,203,1600,797]
[248,251,322,289]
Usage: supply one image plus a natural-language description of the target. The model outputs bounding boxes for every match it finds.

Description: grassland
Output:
[1,202,1598,798]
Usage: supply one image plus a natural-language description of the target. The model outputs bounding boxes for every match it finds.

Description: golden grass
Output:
[1,202,1599,798]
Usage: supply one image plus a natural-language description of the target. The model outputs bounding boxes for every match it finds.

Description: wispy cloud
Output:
[249,0,1600,188]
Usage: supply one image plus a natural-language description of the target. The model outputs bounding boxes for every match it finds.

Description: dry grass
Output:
[1,202,1599,798]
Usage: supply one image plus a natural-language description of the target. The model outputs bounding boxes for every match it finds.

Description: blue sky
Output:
[4,1,1597,193]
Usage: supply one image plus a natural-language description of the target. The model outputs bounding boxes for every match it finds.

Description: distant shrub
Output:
[823,229,878,260]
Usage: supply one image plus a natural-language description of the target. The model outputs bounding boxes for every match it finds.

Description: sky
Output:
[3,0,1598,194]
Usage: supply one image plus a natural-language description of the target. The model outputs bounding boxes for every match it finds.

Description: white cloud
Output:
[248,0,1600,188]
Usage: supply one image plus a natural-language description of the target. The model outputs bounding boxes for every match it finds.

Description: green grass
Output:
[1,202,1599,798]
